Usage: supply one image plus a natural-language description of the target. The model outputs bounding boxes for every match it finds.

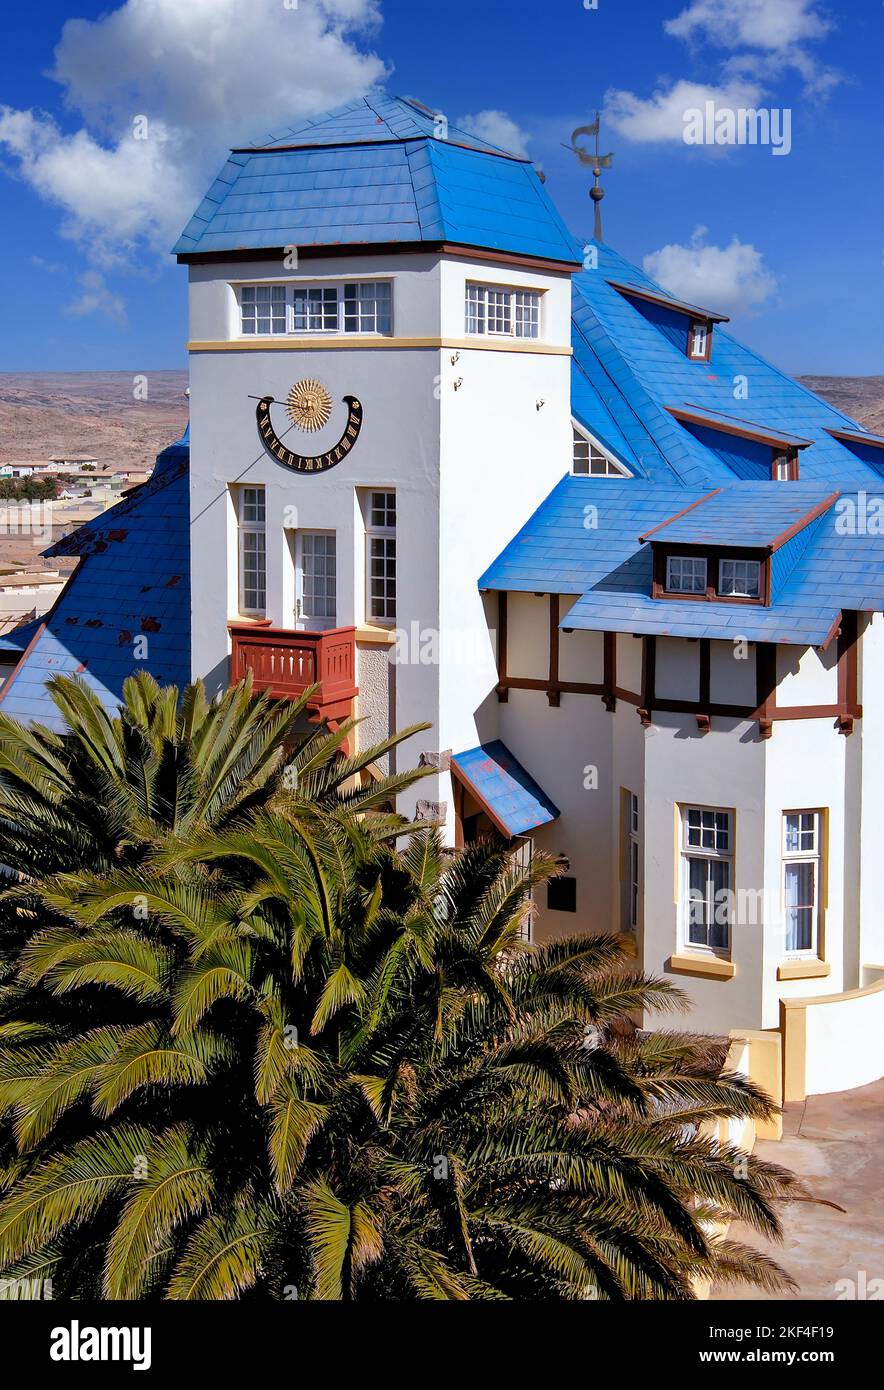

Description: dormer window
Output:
[772,448,799,481]
[572,423,630,476]
[719,558,760,598]
[666,555,707,594]
[688,319,712,361]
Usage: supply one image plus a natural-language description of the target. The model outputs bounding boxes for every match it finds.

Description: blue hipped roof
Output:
[451,740,560,838]
[0,433,190,732]
[173,94,582,264]
[480,479,884,646]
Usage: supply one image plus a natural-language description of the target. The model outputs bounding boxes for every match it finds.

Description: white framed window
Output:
[782,811,822,955]
[681,806,732,952]
[688,320,709,359]
[365,489,396,623]
[241,285,286,335]
[465,283,540,339]
[296,532,336,630]
[719,558,761,598]
[572,423,629,477]
[666,555,707,594]
[237,485,266,616]
[625,791,640,932]
[238,280,393,336]
[774,454,791,481]
[292,285,339,332]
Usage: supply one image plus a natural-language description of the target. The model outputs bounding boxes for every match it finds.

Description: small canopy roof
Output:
[451,740,560,839]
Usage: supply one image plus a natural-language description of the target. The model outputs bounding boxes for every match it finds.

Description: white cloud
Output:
[664,0,831,51]
[642,227,777,317]
[0,0,388,272]
[64,270,128,326]
[457,110,530,157]
[605,78,763,143]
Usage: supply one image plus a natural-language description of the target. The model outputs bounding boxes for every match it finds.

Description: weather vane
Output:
[563,113,614,242]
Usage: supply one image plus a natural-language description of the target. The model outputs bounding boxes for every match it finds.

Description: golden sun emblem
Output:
[286,378,333,433]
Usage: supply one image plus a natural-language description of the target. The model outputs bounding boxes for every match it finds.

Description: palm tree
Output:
[0,674,799,1299]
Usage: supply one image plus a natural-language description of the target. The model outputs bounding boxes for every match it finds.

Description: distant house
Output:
[49,454,99,470]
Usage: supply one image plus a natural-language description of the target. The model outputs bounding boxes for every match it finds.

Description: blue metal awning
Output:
[451,740,559,839]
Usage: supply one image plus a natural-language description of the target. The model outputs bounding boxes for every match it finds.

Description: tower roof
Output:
[173,94,582,265]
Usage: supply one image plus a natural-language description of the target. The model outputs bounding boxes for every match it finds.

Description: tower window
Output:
[364,490,396,624]
[241,285,286,336]
[236,486,266,616]
[465,283,540,339]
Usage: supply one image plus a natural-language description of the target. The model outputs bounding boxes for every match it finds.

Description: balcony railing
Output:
[229,623,357,721]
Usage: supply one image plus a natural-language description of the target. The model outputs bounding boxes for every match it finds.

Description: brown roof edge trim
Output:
[638,489,722,544]
[769,491,841,553]
[607,279,730,324]
[177,241,580,272]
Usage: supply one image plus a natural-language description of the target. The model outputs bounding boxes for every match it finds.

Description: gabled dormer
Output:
[608,280,729,362]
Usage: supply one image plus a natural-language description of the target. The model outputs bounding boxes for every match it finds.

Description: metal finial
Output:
[562,112,614,242]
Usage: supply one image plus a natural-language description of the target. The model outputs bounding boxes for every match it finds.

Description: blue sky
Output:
[0,0,880,375]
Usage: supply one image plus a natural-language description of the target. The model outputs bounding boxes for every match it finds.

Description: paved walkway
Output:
[711,1078,884,1300]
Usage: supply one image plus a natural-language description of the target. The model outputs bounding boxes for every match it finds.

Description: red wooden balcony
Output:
[229,623,357,722]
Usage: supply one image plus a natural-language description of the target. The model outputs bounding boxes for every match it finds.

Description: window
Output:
[688,320,710,360]
[719,558,761,598]
[237,486,266,616]
[666,555,707,594]
[547,876,577,912]
[782,812,822,955]
[365,490,396,623]
[239,281,392,336]
[772,447,799,481]
[625,791,640,931]
[241,285,286,336]
[297,532,336,628]
[774,453,791,482]
[465,283,540,339]
[343,281,392,334]
[681,807,732,951]
[292,286,339,332]
[572,425,629,476]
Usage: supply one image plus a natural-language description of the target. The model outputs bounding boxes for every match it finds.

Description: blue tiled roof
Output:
[0,617,42,655]
[569,242,884,488]
[174,94,582,264]
[640,485,838,549]
[0,434,190,732]
[480,479,884,646]
[451,739,560,838]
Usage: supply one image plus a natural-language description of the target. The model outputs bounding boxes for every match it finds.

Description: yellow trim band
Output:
[187,336,573,356]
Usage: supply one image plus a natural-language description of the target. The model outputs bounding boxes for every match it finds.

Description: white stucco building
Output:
[7,94,883,1107]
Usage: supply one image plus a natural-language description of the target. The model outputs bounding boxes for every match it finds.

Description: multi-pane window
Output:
[241,285,286,335]
[688,320,709,359]
[681,807,732,951]
[343,281,392,333]
[572,425,628,476]
[666,555,707,594]
[237,486,266,615]
[292,286,339,332]
[783,811,822,954]
[465,283,540,339]
[366,490,396,623]
[239,281,393,335]
[719,558,761,598]
[298,533,336,627]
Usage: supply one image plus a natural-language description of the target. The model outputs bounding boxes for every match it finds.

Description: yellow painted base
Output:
[667,952,736,980]
[777,958,831,981]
